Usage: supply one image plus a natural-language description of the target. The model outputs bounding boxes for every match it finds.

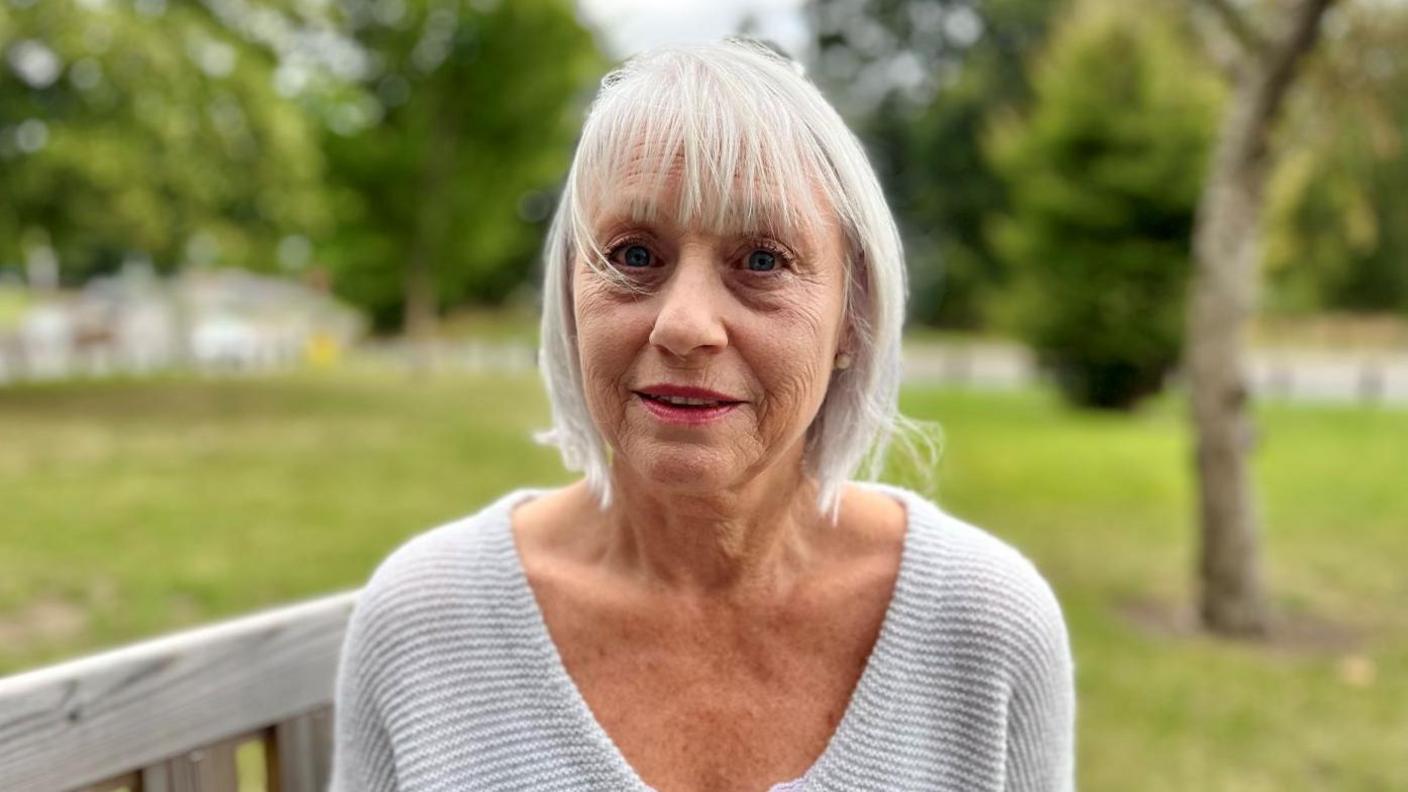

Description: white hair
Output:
[535,38,935,522]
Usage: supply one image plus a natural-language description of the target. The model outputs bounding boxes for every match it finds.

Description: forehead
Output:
[568,53,852,258]
[581,139,842,249]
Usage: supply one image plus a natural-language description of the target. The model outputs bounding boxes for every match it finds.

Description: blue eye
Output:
[746,249,777,272]
[622,244,652,268]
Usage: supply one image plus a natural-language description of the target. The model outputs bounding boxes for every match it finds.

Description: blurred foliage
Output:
[986,0,1222,410]
[0,0,601,331]
[811,0,1408,333]
[318,0,603,333]
[2,0,1404,335]
[0,0,330,280]
[1263,2,1408,317]
[808,0,1054,329]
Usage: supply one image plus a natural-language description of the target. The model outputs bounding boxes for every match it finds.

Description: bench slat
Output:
[271,707,334,792]
[141,763,171,792]
[140,734,240,792]
[74,772,139,792]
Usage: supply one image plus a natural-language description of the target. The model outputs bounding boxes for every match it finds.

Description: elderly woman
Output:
[332,39,1074,792]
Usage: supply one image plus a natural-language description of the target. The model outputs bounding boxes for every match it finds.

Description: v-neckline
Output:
[496,482,920,792]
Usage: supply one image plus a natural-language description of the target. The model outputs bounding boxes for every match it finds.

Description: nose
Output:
[648,249,727,360]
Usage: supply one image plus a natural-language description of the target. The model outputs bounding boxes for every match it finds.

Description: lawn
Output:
[1,365,1403,791]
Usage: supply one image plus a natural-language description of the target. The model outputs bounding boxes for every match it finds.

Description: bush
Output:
[986,0,1222,410]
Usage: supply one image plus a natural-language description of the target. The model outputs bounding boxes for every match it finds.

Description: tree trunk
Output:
[1188,74,1269,636]
[1187,0,1337,637]
[402,102,462,364]
[403,243,437,342]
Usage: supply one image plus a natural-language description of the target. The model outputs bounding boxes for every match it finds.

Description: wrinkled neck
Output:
[597,456,827,600]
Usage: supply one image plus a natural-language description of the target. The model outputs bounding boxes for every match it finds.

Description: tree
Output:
[807,0,1054,329]
[0,0,329,281]
[319,0,602,335]
[1262,3,1408,316]
[1185,0,1340,637]
[986,0,1222,410]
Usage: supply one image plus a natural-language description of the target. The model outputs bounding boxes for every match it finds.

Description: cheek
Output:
[572,276,650,419]
[746,285,843,429]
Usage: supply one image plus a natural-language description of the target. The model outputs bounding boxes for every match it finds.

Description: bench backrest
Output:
[0,591,358,792]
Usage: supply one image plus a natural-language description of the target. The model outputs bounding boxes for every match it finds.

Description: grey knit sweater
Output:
[330,483,1076,791]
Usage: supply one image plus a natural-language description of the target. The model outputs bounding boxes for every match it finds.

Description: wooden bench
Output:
[0,591,358,792]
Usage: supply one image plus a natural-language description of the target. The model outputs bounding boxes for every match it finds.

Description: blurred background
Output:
[1,0,1405,790]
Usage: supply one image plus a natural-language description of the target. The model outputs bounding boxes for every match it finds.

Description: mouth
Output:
[632,390,744,425]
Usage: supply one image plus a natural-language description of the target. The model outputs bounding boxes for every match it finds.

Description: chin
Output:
[623,444,740,492]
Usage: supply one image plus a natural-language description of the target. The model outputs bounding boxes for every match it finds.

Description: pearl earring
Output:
[834,352,853,370]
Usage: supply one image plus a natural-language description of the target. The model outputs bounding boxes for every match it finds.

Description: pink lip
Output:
[632,384,745,426]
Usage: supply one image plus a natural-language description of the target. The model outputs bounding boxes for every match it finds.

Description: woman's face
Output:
[573,164,851,494]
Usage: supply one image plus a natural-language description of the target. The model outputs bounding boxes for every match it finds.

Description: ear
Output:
[836,320,855,357]
[836,244,867,356]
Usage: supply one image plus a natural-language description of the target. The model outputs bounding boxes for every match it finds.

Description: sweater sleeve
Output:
[1003,566,1077,792]
[328,588,400,792]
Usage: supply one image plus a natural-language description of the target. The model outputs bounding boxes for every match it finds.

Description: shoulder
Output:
[866,482,1072,683]
[866,486,1077,787]
[331,488,551,770]
[345,488,542,647]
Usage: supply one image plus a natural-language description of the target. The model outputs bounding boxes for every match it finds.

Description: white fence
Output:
[903,343,1408,406]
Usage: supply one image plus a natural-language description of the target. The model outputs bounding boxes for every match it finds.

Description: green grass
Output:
[0,367,573,671]
[1,367,1404,791]
[892,388,1408,791]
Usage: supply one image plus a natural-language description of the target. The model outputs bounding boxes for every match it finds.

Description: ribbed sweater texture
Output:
[330,482,1076,791]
